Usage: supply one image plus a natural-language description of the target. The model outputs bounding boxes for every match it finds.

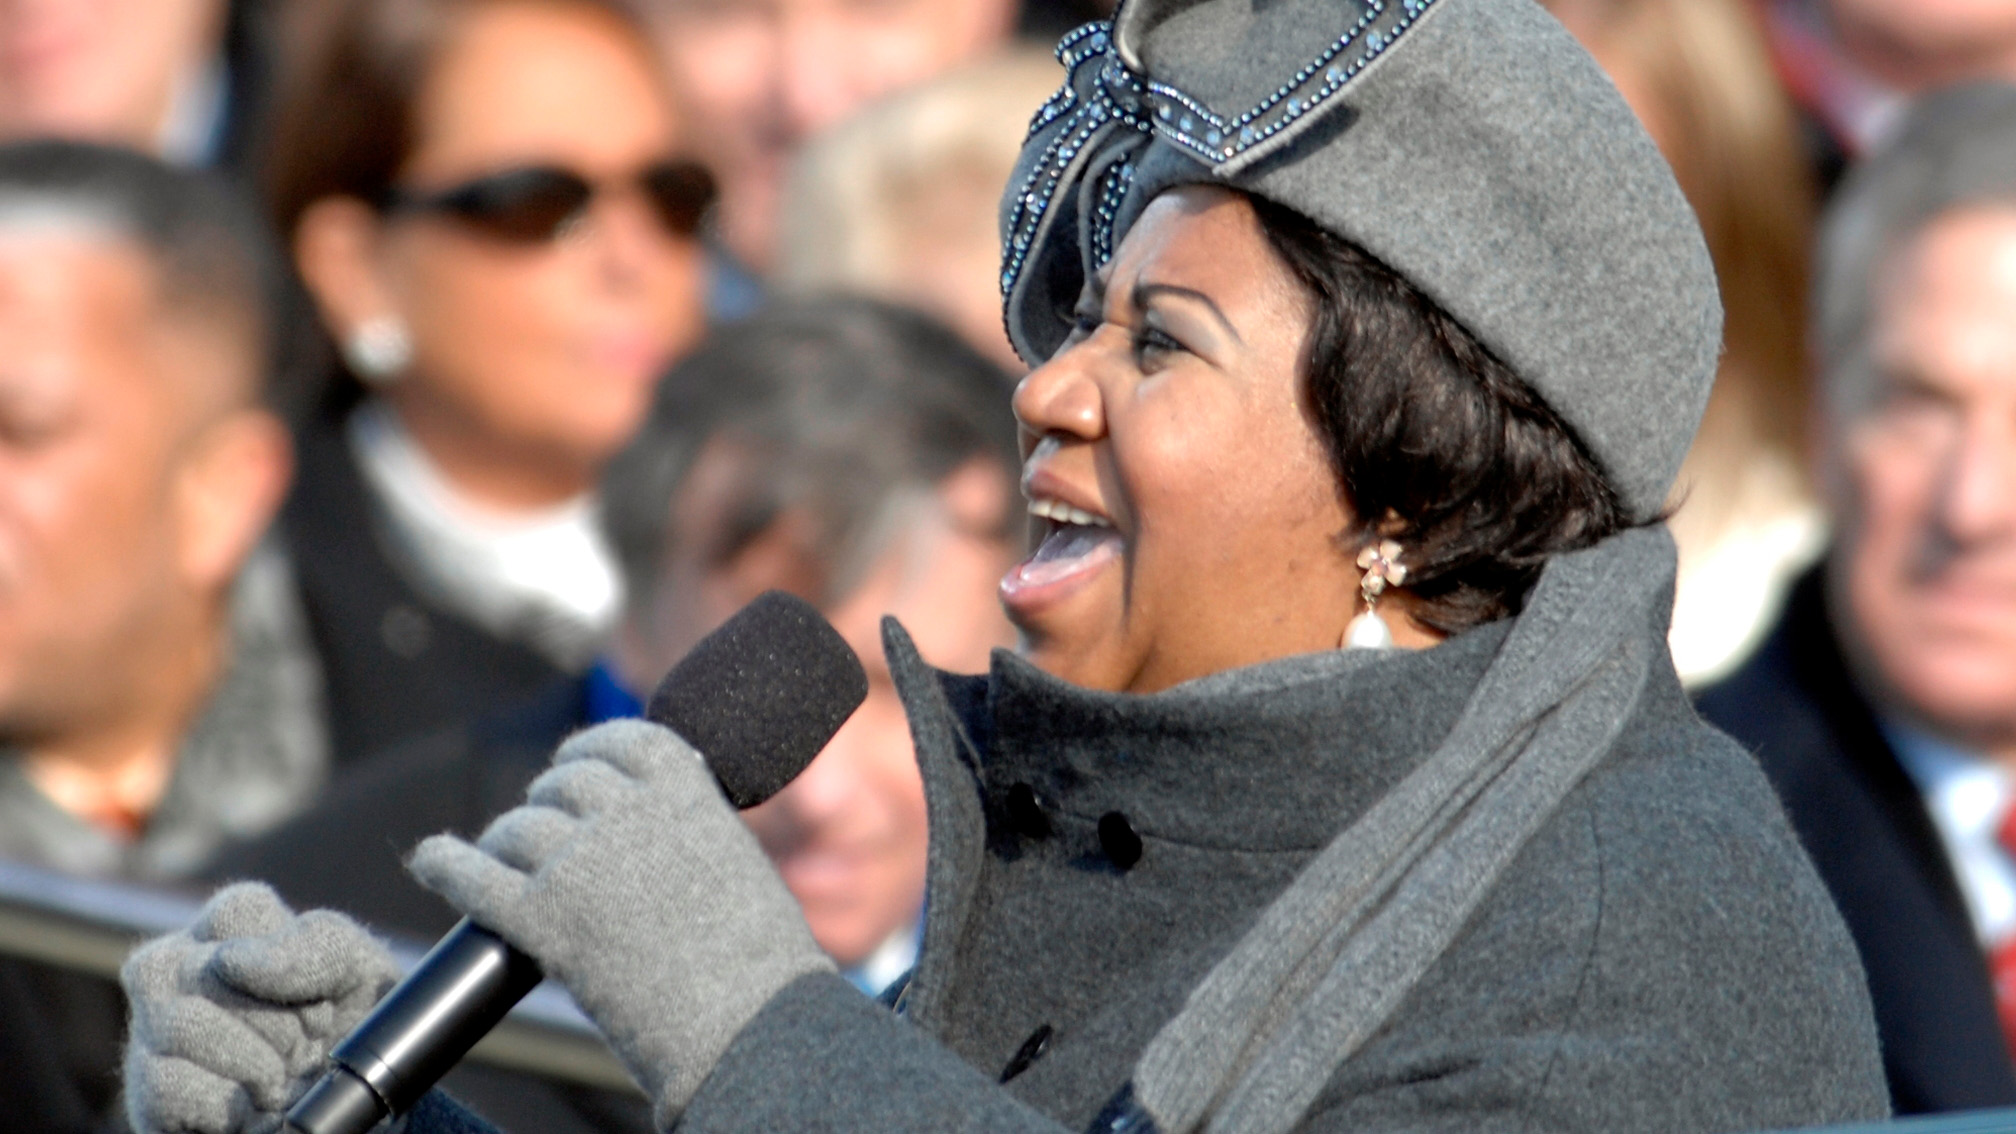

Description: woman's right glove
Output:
[120,881,400,1134]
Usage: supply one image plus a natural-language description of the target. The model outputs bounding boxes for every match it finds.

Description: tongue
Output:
[1017,524,1122,587]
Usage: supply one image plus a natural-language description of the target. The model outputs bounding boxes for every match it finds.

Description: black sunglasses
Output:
[378,160,716,243]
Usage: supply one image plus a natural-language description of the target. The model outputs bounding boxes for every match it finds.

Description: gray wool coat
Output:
[666,617,1889,1134]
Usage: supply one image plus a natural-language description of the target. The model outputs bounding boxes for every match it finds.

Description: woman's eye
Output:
[1132,325,1182,363]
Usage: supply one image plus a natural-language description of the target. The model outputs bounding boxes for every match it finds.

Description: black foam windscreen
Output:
[644,591,869,808]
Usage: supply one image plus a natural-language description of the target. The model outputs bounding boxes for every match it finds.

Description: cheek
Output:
[399,249,560,367]
[844,696,926,829]
[397,249,657,452]
[1845,437,1938,579]
[0,444,174,640]
[1123,399,1342,558]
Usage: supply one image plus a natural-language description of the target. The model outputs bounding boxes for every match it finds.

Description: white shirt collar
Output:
[842,918,922,998]
[347,400,621,667]
[1886,717,2016,944]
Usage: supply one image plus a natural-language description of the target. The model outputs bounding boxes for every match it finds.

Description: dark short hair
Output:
[0,139,282,398]
[1253,196,1633,633]
[601,295,1020,607]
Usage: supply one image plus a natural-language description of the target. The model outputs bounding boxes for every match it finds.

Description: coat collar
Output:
[886,620,1509,855]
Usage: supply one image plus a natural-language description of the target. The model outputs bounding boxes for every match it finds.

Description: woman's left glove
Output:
[406,719,835,1125]
[120,881,400,1134]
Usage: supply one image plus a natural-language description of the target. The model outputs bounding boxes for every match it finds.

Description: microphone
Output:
[283,591,868,1134]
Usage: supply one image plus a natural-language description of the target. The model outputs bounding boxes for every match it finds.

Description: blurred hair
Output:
[1255,198,1632,634]
[600,295,1020,609]
[780,48,1060,290]
[777,49,1060,364]
[1814,82,2016,434]
[0,138,281,400]
[1543,0,1816,501]
[263,0,658,241]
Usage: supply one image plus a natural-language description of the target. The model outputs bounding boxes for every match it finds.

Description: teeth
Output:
[1028,497,1112,528]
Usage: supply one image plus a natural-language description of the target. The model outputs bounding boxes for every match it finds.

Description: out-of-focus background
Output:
[3,0,2016,1130]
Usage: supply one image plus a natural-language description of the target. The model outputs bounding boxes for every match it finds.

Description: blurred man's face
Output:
[651,0,1017,271]
[1826,0,2016,89]
[628,449,1016,967]
[742,461,1015,967]
[1838,206,2016,752]
[0,233,209,741]
[0,0,227,153]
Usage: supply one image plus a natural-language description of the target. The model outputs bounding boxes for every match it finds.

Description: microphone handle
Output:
[285,919,544,1134]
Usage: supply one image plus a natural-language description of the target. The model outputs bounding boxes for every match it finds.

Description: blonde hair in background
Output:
[777,49,1063,372]
[1547,0,1825,683]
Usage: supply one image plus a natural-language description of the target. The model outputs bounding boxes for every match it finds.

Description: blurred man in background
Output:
[1699,83,2016,1115]
[0,0,273,170]
[645,0,1022,311]
[0,139,308,884]
[778,49,1060,373]
[1761,0,2016,182]
[0,138,302,1134]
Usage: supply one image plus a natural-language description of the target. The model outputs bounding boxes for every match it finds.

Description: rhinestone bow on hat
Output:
[1001,2,1445,315]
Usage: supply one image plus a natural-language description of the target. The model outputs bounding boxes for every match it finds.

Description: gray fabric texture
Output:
[1814,82,2016,427]
[667,527,1887,1134]
[120,881,398,1134]
[405,719,835,1127]
[0,543,329,881]
[1134,526,1666,1134]
[998,0,1720,520]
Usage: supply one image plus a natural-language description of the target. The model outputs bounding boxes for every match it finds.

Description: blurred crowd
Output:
[1,0,2015,1130]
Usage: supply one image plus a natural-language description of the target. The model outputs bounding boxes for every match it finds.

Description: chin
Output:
[1893,656,2016,743]
[810,919,883,970]
[1015,633,1114,690]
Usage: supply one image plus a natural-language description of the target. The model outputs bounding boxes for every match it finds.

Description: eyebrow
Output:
[1132,280,1244,346]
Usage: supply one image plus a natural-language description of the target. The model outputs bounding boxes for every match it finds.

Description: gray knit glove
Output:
[120,882,399,1134]
[406,719,834,1126]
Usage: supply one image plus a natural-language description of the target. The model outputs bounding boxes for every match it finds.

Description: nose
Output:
[580,186,679,294]
[1012,342,1106,453]
[1933,415,2016,546]
[773,711,870,825]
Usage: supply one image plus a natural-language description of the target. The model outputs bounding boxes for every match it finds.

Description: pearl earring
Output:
[1343,539,1407,651]
[343,316,412,386]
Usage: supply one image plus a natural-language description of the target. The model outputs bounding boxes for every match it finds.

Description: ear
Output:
[293,195,398,341]
[173,409,294,593]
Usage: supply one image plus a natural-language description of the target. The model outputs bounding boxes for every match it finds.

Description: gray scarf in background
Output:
[0,544,328,883]
[1132,525,1674,1134]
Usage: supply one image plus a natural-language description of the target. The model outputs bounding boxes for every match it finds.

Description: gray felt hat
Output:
[999,0,1722,521]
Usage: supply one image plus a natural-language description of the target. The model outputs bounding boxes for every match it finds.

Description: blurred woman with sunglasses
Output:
[264,0,711,765]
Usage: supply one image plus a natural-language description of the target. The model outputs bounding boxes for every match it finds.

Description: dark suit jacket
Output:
[210,678,651,1134]
[1697,567,2016,1114]
[0,956,126,1134]
[281,406,567,767]
[212,678,587,941]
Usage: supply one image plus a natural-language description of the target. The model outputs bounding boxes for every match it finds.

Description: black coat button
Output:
[1099,811,1142,870]
[1000,1023,1053,1082]
[1007,783,1053,838]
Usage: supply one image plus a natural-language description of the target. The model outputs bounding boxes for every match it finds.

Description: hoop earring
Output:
[1343,540,1407,651]
[343,316,412,386]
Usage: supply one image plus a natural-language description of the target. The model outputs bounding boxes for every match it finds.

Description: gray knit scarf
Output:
[1130,524,1674,1134]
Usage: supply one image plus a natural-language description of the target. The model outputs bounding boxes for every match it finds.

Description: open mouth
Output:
[1002,496,1124,599]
